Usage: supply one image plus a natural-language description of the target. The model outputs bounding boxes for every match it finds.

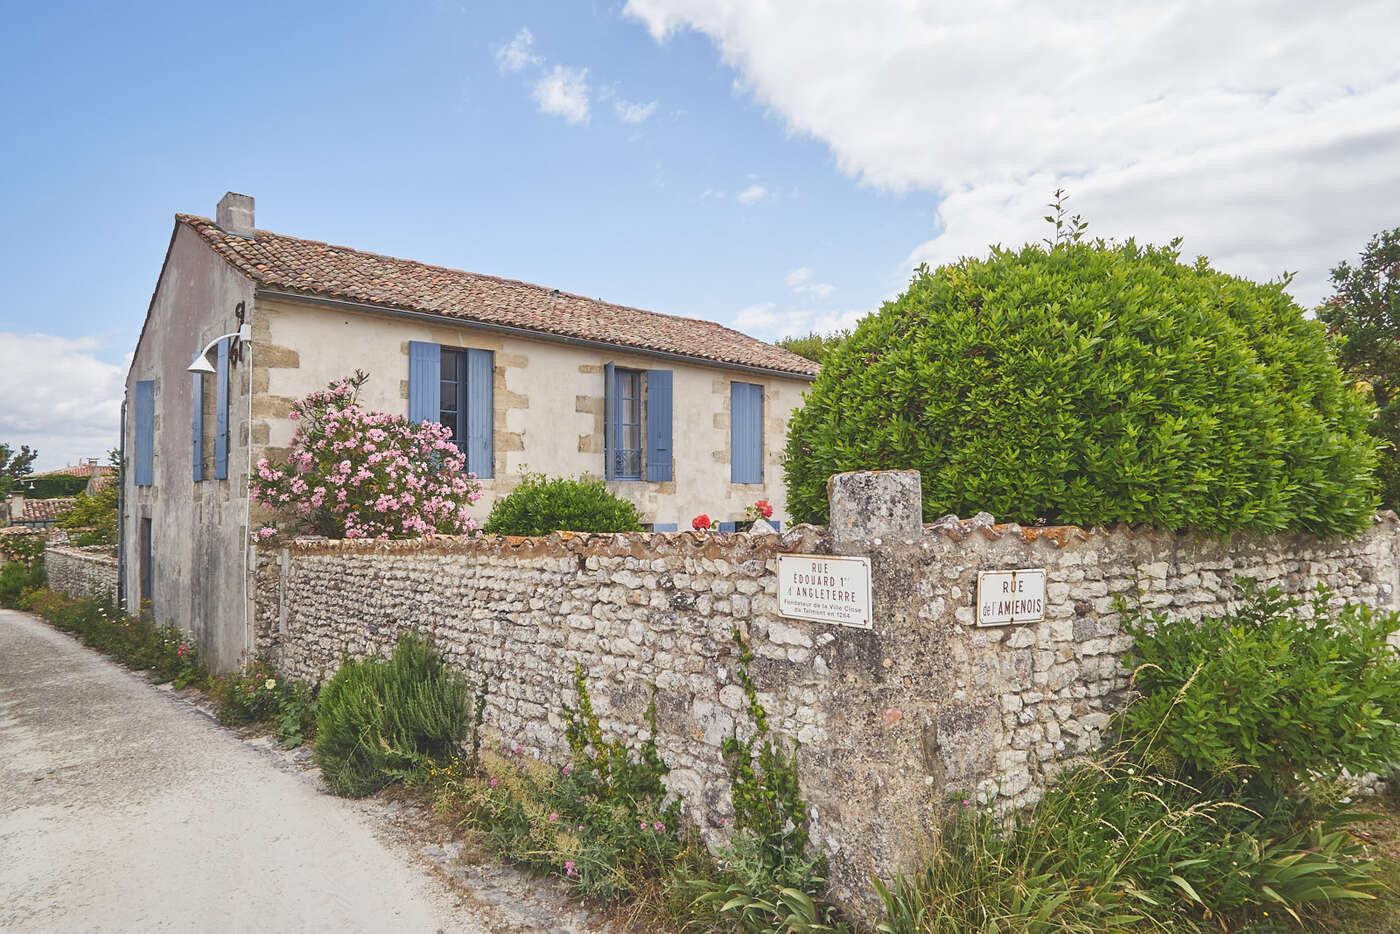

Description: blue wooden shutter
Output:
[652,522,678,532]
[465,348,494,478]
[134,380,155,487]
[603,361,618,480]
[730,382,764,483]
[645,369,673,482]
[214,338,230,479]
[718,521,738,533]
[408,341,440,423]
[191,373,204,482]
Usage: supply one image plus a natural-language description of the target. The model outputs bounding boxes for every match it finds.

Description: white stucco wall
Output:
[251,298,810,528]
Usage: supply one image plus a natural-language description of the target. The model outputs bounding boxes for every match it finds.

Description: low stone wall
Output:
[45,544,119,601]
[252,472,1400,910]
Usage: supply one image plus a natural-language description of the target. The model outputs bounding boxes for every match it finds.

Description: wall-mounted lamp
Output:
[187,323,253,374]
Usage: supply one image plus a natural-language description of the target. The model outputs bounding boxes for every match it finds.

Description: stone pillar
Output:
[827,470,922,546]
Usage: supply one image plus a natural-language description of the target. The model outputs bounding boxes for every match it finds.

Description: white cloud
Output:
[785,267,835,300]
[735,184,769,205]
[701,188,726,200]
[495,27,542,74]
[532,65,591,125]
[0,333,124,471]
[614,99,658,123]
[625,0,1400,306]
[732,303,866,341]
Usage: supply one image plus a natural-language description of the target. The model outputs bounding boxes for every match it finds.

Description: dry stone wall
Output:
[45,544,119,601]
[253,471,1400,908]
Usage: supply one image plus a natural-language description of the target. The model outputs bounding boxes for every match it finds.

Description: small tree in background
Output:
[776,329,852,366]
[252,371,483,540]
[784,207,1377,534]
[1318,226,1400,510]
[0,443,37,498]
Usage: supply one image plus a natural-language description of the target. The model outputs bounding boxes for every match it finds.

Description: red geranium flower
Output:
[692,514,711,531]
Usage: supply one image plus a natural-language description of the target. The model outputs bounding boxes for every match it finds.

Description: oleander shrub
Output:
[1122,581,1400,793]
[783,237,1377,533]
[315,632,473,797]
[483,472,644,536]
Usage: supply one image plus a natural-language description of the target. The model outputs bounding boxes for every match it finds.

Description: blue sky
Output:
[3,0,1398,469]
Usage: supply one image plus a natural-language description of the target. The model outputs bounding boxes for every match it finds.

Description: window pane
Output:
[621,450,641,478]
[440,349,459,380]
[440,380,457,412]
[440,411,458,441]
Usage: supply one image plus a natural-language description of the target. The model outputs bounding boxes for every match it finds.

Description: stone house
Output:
[121,192,817,669]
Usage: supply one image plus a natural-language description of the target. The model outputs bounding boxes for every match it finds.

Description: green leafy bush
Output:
[784,237,1377,533]
[1123,581,1400,791]
[484,472,644,536]
[210,660,319,747]
[315,632,473,797]
[23,588,206,688]
[0,556,44,607]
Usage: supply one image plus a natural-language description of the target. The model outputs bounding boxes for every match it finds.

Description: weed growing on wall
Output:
[252,371,483,540]
[424,667,689,901]
[682,629,847,933]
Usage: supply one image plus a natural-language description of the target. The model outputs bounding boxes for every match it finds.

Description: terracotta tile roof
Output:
[178,215,820,379]
[33,462,116,479]
[18,498,75,523]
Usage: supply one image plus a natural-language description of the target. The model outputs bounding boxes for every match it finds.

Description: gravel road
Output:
[0,607,499,934]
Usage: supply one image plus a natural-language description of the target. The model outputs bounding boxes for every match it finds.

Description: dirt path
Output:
[0,608,603,934]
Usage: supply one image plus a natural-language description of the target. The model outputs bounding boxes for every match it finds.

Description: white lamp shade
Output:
[187,354,217,375]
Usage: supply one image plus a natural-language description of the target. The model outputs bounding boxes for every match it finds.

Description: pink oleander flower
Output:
[548,812,558,822]
[564,860,575,876]
[489,777,499,787]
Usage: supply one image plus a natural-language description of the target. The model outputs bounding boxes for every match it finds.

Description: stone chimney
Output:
[216,192,256,239]
[10,493,25,523]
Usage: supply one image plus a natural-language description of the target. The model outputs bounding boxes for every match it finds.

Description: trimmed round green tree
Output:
[484,473,644,536]
[784,239,1377,534]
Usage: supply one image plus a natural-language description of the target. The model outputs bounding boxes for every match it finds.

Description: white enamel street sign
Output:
[976,568,1046,626]
[777,554,873,629]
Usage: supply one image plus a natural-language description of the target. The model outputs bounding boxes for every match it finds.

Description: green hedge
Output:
[784,240,1377,534]
[484,473,644,536]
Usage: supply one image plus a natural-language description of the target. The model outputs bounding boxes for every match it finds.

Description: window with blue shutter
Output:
[214,338,230,480]
[465,348,494,479]
[192,373,204,482]
[604,364,649,481]
[416,343,495,479]
[134,380,155,487]
[604,362,619,480]
[730,381,764,484]
[718,521,738,533]
[408,341,440,424]
[652,522,679,532]
[645,369,673,482]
